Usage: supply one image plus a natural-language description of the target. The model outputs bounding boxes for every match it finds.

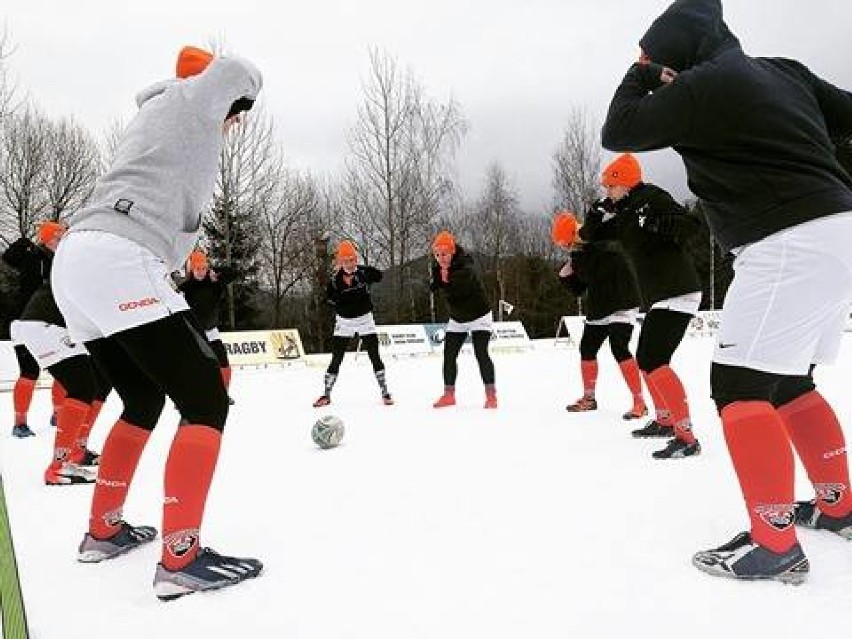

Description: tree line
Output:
[0,36,738,351]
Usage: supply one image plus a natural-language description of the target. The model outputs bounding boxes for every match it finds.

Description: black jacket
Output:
[327,265,382,319]
[2,238,53,317]
[178,267,236,331]
[581,185,700,308]
[560,241,643,321]
[430,246,491,323]
[601,0,852,252]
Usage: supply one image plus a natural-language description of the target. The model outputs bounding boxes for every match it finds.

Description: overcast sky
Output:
[4,0,852,212]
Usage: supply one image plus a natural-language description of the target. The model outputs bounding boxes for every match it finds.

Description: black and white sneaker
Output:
[794,500,852,539]
[631,420,674,439]
[78,522,158,563]
[153,547,263,601]
[692,531,809,585]
[652,438,701,459]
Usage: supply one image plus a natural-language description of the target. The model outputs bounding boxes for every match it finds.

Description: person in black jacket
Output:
[551,211,647,419]
[582,154,702,460]
[178,250,236,401]
[2,222,61,437]
[602,0,852,584]
[430,230,496,409]
[313,240,392,407]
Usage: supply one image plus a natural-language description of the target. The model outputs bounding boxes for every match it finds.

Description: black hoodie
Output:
[601,0,852,252]
[429,246,491,323]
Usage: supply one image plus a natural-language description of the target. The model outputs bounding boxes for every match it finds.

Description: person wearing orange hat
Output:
[602,0,852,583]
[50,45,263,599]
[313,240,392,407]
[177,250,237,403]
[552,211,646,419]
[430,230,497,409]
[2,220,69,437]
[582,153,702,460]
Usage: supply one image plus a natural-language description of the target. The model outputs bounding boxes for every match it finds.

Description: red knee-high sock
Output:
[642,370,670,425]
[89,420,151,539]
[645,366,695,443]
[722,401,797,553]
[618,358,644,405]
[580,360,598,397]
[52,398,89,464]
[778,391,852,518]
[51,380,67,414]
[220,366,232,389]
[77,400,105,449]
[162,424,222,570]
[13,378,36,425]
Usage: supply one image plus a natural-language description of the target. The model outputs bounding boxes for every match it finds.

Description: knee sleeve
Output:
[710,362,782,412]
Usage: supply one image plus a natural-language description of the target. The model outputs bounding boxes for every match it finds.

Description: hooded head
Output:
[639,0,739,72]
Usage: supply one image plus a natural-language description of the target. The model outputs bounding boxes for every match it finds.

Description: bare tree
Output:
[0,25,19,122]
[99,118,126,170]
[0,107,50,243]
[342,47,466,321]
[552,106,602,219]
[43,117,101,219]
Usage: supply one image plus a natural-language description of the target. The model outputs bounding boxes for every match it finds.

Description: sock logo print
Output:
[815,483,847,505]
[165,529,199,559]
[754,503,795,531]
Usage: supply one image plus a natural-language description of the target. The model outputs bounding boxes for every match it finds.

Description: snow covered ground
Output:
[3,335,852,638]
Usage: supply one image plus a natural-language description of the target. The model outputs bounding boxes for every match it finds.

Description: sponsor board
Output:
[423,321,532,352]
[221,329,305,366]
[373,324,432,356]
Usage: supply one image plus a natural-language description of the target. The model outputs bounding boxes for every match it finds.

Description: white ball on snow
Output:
[312,415,345,449]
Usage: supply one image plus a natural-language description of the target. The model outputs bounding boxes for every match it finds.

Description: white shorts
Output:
[52,231,190,343]
[333,313,377,338]
[650,291,702,315]
[714,212,852,375]
[447,312,494,334]
[586,307,640,326]
[205,328,221,342]
[9,320,87,369]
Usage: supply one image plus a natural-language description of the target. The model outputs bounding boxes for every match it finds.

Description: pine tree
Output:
[203,193,262,330]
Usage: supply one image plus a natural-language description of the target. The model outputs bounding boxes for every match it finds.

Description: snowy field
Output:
[4,335,852,638]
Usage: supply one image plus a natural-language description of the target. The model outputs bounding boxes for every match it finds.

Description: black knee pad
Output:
[710,362,781,412]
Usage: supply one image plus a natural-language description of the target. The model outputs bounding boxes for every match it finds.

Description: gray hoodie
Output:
[70,56,263,270]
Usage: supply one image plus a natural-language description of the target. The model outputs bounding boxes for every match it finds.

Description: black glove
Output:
[631,62,668,92]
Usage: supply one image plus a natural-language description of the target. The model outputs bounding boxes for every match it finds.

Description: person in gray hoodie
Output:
[51,45,263,600]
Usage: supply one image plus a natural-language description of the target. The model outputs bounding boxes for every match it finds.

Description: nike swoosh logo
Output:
[719,343,737,349]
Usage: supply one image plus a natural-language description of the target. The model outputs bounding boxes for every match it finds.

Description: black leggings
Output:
[85,312,228,432]
[47,355,113,405]
[635,308,692,373]
[14,344,39,380]
[210,338,230,368]
[579,323,634,362]
[443,330,495,386]
[327,334,385,374]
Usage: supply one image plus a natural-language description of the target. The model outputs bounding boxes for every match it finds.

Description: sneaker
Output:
[69,447,101,466]
[382,394,394,406]
[652,438,701,459]
[692,531,809,585]
[433,393,456,408]
[312,395,331,408]
[44,462,96,485]
[484,395,498,409]
[622,403,649,420]
[631,420,674,439]
[794,500,852,539]
[153,547,263,601]
[12,424,35,438]
[78,522,158,563]
[566,395,597,412]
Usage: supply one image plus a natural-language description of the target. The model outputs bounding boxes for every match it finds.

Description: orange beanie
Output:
[188,250,208,270]
[601,153,642,189]
[37,221,64,245]
[551,211,580,247]
[176,46,214,79]
[336,240,358,260]
[432,230,456,253]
